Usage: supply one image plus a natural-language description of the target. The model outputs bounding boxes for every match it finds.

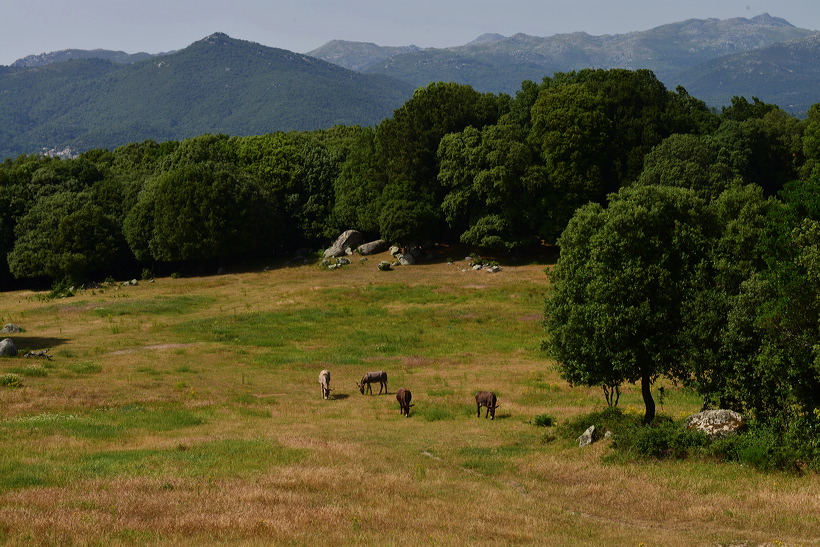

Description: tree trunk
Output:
[641,374,655,425]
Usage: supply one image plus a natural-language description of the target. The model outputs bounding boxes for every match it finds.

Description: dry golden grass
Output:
[0,248,818,546]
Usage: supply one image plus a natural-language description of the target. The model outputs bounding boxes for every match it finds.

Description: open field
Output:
[1,248,818,545]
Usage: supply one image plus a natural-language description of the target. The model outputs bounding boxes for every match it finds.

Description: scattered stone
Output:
[685,409,745,438]
[328,263,342,270]
[324,230,364,258]
[472,264,483,271]
[378,261,392,271]
[81,281,102,290]
[358,239,389,255]
[1,324,22,334]
[389,246,402,257]
[337,257,351,266]
[486,265,502,273]
[0,338,17,357]
[23,349,51,360]
[578,425,597,447]
[321,258,331,266]
[399,253,416,266]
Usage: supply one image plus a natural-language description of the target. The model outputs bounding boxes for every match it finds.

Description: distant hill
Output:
[679,32,820,116]
[12,49,166,67]
[308,13,818,114]
[0,33,415,160]
[305,40,421,72]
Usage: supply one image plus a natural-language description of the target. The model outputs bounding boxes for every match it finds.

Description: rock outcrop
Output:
[685,409,745,438]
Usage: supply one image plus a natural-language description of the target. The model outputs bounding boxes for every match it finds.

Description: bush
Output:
[532,414,556,427]
[0,373,23,388]
[615,420,709,460]
[556,407,639,440]
[708,423,807,472]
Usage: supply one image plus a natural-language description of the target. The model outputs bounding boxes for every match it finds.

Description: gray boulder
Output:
[389,246,402,257]
[578,425,597,447]
[685,409,745,438]
[324,230,364,258]
[336,257,351,265]
[0,338,17,357]
[399,253,417,266]
[1,324,22,334]
[378,261,392,271]
[358,239,389,255]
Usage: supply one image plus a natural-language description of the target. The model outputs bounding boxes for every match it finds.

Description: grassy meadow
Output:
[0,248,817,545]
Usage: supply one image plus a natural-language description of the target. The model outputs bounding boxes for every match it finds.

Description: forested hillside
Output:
[0,33,415,159]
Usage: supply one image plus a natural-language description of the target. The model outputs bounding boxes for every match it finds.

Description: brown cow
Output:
[475,391,499,420]
[396,388,413,417]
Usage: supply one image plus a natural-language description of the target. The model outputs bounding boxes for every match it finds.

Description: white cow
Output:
[319,369,332,399]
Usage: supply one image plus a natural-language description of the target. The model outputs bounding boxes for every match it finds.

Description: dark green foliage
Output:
[555,407,639,441]
[707,420,818,472]
[611,419,710,460]
[8,190,124,283]
[532,414,555,427]
[632,134,736,200]
[123,162,277,262]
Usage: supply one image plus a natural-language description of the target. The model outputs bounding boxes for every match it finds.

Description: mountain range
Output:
[307,13,819,112]
[2,13,819,160]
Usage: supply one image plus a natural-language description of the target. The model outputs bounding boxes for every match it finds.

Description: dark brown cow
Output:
[396,388,413,417]
[475,391,499,420]
[357,371,388,395]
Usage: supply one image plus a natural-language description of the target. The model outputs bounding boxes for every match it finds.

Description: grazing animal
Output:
[319,369,332,399]
[396,388,413,417]
[475,391,499,420]
[357,370,388,395]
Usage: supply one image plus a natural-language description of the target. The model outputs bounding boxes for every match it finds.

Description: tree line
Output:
[2,69,819,457]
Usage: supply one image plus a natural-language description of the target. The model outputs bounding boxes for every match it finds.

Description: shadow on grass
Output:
[330,393,350,400]
[2,336,70,351]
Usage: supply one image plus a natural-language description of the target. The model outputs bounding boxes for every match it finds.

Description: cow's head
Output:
[356,382,364,394]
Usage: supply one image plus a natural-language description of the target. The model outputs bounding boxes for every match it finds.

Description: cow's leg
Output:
[477,403,481,418]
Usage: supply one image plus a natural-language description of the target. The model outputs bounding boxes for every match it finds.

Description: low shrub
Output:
[708,422,810,473]
[613,419,709,460]
[555,407,639,440]
[532,414,556,427]
[0,373,23,388]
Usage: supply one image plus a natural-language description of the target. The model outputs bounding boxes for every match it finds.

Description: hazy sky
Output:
[2,0,819,66]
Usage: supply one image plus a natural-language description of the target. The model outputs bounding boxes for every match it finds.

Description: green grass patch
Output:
[458,444,531,476]
[80,438,304,479]
[9,364,49,377]
[1,404,209,442]
[67,361,102,374]
[92,295,215,317]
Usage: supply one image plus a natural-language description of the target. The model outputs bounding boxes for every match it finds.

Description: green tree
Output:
[438,120,541,249]
[123,163,276,263]
[633,133,738,200]
[374,82,504,242]
[8,191,123,283]
[544,185,710,423]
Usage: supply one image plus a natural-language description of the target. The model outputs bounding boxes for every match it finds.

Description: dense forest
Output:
[2,68,819,465]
